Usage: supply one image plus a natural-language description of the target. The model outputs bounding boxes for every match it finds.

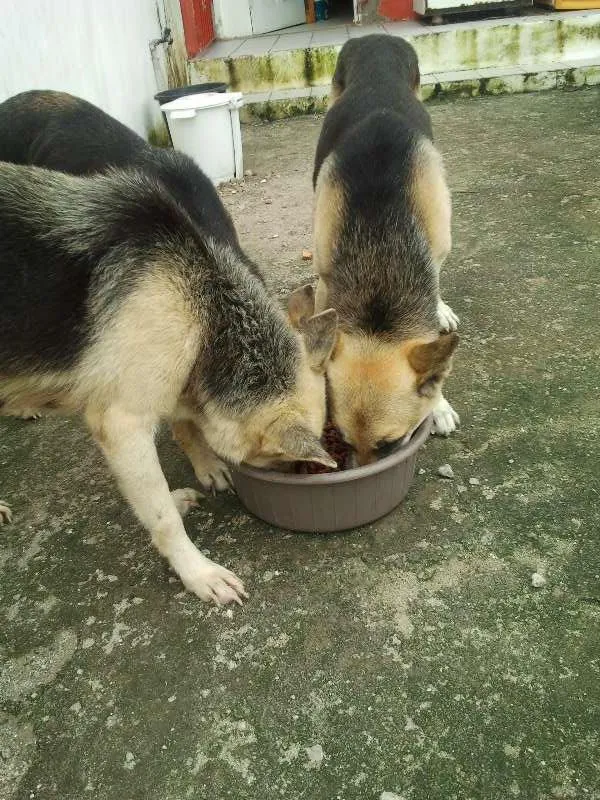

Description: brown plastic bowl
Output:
[231,415,432,533]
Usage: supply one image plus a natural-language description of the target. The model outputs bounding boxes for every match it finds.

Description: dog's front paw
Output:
[0,502,13,525]
[171,488,203,517]
[180,556,248,606]
[194,459,233,494]
[437,299,459,332]
[432,396,460,436]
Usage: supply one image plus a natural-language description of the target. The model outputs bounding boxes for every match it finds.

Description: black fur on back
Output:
[0,90,263,283]
[313,35,433,186]
[0,163,298,411]
[313,36,440,338]
[330,112,439,338]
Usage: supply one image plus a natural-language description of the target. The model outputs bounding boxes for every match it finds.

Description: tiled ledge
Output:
[239,58,600,121]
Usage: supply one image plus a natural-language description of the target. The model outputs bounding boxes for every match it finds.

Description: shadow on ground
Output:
[1,88,599,800]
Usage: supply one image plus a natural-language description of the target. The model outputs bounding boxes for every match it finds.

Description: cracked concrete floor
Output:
[1,87,599,800]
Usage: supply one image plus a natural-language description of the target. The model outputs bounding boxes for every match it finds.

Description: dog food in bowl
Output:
[231,415,432,533]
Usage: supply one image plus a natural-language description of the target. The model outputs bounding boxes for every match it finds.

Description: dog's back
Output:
[0,90,246,263]
[0,164,190,375]
[0,90,145,174]
[313,35,432,186]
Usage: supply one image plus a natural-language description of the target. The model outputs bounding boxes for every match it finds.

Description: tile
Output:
[271,32,313,51]
[242,90,272,103]
[233,35,278,57]
[383,21,426,36]
[270,87,312,101]
[197,38,244,60]
[346,23,386,38]
[310,28,348,46]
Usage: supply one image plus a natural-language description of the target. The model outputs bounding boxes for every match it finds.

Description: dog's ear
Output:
[408,332,459,397]
[287,284,315,328]
[270,425,337,469]
[302,309,339,373]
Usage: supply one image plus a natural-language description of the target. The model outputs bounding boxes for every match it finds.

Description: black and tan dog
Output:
[0,89,264,420]
[0,162,338,604]
[312,34,460,465]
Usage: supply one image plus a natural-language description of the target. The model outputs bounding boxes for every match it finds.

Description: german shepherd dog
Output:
[0,90,263,417]
[0,162,338,603]
[313,35,460,465]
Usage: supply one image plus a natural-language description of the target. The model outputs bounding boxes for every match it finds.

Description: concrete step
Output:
[238,58,600,121]
[190,11,600,96]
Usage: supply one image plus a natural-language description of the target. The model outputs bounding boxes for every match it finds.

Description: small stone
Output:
[531,572,546,588]
[260,178,267,183]
[418,468,426,475]
[269,234,279,239]
[244,169,254,177]
[302,249,313,261]
[437,464,455,479]
[469,477,480,486]
[264,199,272,204]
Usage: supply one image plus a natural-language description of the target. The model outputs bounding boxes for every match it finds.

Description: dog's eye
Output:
[375,438,402,457]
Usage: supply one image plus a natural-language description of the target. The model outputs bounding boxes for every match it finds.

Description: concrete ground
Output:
[1,88,599,800]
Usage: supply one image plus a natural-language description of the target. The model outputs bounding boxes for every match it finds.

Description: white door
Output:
[249,0,306,35]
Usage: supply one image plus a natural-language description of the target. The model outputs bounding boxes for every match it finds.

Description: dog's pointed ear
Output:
[302,309,339,373]
[287,284,315,328]
[408,332,459,396]
[274,425,337,469]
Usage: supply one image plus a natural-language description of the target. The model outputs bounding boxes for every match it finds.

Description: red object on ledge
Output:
[378,0,418,20]
[179,0,215,58]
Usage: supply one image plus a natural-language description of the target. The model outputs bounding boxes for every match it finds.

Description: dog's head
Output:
[199,285,339,470]
[326,330,459,465]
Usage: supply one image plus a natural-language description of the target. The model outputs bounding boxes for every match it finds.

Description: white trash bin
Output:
[161,92,244,185]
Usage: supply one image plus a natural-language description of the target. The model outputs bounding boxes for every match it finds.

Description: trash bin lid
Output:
[160,92,243,112]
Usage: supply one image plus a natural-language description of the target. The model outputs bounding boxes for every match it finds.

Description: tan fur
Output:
[328,82,343,109]
[313,160,346,312]
[411,139,452,268]
[327,331,457,465]
[30,90,77,109]
[77,267,202,416]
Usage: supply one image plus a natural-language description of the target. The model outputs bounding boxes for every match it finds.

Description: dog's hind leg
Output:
[412,139,459,332]
[172,421,232,493]
[87,406,246,604]
[0,501,12,525]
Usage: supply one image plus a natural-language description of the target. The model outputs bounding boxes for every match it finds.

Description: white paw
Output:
[180,556,248,606]
[195,461,233,494]
[432,396,460,436]
[437,299,459,332]
[0,502,13,525]
[171,488,203,517]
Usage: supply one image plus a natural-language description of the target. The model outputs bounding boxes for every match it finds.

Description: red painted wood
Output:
[378,0,418,19]
[179,0,215,58]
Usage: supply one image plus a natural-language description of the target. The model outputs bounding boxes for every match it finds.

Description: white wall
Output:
[212,0,253,39]
[0,0,187,139]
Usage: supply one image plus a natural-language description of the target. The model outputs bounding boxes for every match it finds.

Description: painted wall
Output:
[212,0,253,38]
[0,0,187,140]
